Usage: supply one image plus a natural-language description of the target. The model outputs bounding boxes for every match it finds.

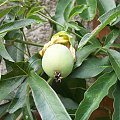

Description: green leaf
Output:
[1,61,28,79]
[76,0,97,21]
[27,6,45,17]
[0,32,7,38]
[0,19,36,34]
[0,7,12,19]
[75,45,99,68]
[108,49,120,80]
[54,78,86,103]
[0,39,14,62]
[5,30,25,62]
[59,95,78,110]
[74,22,89,36]
[78,5,120,49]
[112,14,120,25]
[3,113,16,120]
[63,0,75,21]
[8,82,27,113]
[96,117,111,120]
[0,76,25,101]
[27,15,46,23]
[28,53,42,74]
[67,21,86,31]
[98,0,116,15]
[112,81,120,120]
[17,6,26,17]
[23,106,34,120]
[111,44,120,49]
[75,72,117,120]
[28,71,72,120]
[99,6,120,24]
[54,0,71,31]
[0,56,1,79]
[0,102,10,118]
[104,29,120,48]
[71,57,109,78]
[24,84,34,120]
[69,5,87,19]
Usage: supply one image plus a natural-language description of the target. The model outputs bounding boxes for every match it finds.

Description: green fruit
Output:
[42,44,74,79]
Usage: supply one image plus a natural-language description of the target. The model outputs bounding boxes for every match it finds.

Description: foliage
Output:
[0,0,120,120]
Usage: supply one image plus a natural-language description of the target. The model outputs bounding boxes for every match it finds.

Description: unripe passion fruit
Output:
[42,44,74,79]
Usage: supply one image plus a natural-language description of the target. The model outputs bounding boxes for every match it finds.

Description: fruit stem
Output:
[47,78,54,85]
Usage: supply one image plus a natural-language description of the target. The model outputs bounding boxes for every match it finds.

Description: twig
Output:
[13,44,29,57]
[38,12,82,39]
[8,39,44,47]
[44,9,52,18]
[22,31,31,57]
[38,12,63,27]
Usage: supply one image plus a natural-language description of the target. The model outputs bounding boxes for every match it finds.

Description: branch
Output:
[7,39,44,47]
[38,12,82,39]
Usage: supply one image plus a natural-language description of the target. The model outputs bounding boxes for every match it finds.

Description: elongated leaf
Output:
[25,83,34,120]
[108,49,120,80]
[69,5,87,19]
[8,82,27,113]
[5,30,25,62]
[0,56,1,79]
[104,29,120,48]
[76,0,97,21]
[0,7,11,19]
[98,0,116,15]
[4,114,16,120]
[0,39,14,62]
[67,21,86,31]
[0,102,10,118]
[112,15,120,25]
[71,57,109,79]
[75,72,117,120]
[78,6,120,49]
[111,44,120,49]
[28,71,72,120]
[59,95,78,110]
[23,106,34,120]
[27,15,46,23]
[28,53,42,74]
[112,81,120,120]
[0,19,36,34]
[99,6,120,23]
[0,76,25,101]
[54,0,71,31]
[64,0,75,21]
[27,6,45,17]
[1,61,28,79]
[75,45,99,68]
[9,108,25,119]
[0,32,6,38]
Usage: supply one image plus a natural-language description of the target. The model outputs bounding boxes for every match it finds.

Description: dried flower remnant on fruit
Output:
[39,31,76,61]
[54,71,63,82]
